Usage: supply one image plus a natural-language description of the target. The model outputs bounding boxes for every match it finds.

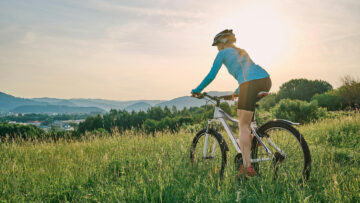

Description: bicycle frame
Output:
[203,106,284,163]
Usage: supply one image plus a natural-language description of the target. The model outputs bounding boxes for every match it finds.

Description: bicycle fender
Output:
[256,119,300,137]
[263,119,300,126]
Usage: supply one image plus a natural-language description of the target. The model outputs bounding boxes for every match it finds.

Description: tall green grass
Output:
[0,115,359,202]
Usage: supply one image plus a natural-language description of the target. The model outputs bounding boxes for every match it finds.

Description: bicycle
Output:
[189,92,311,182]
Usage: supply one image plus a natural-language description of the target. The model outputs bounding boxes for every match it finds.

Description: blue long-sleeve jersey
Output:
[192,47,269,94]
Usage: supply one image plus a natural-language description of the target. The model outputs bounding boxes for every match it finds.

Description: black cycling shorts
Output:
[238,77,272,111]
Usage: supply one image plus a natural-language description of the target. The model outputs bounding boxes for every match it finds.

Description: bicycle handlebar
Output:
[191,92,237,106]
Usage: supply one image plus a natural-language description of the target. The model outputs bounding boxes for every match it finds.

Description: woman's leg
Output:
[237,109,254,169]
[237,77,271,172]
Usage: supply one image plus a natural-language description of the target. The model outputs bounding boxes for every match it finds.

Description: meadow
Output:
[0,114,359,202]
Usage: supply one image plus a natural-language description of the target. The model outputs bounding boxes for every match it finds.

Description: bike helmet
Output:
[212,29,236,46]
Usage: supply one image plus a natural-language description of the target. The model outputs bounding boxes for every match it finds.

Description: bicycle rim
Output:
[190,130,226,179]
[253,124,311,182]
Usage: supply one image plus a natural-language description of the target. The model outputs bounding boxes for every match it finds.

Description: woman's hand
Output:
[231,93,238,101]
[191,92,202,98]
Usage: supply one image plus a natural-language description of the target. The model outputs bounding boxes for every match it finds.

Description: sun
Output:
[217,2,291,68]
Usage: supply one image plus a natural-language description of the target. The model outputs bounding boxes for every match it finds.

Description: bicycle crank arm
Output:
[251,157,272,163]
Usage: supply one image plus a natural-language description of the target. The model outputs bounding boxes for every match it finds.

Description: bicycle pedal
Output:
[253,137,263,146]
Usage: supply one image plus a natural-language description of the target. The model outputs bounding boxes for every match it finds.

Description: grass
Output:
[0,114,359,202]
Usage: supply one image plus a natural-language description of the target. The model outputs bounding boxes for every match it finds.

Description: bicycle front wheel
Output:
[190,128,228,179]
[252,121,311,183]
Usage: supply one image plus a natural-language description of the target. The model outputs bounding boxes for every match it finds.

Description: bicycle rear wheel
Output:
[190,128,228,179]
[251,121,311,183]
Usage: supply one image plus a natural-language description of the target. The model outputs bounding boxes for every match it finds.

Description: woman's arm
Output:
[234,86,239,94]
[192,52,224,93]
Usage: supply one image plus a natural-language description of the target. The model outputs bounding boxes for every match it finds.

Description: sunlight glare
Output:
[217,2,291,68]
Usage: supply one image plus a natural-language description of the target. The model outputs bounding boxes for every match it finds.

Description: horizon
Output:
[1,0,360,100]
[1,89,233,101]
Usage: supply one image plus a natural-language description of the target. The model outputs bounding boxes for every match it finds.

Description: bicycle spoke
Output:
[190,129,227,179]
[252,123,311,183]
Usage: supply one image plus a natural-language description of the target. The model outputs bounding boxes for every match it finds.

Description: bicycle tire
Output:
[190,128,228,180]
[251,120,311,182]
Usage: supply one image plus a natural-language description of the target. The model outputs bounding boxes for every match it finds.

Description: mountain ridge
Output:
[0,91,234,114]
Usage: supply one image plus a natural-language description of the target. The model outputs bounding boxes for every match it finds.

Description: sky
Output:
[0,0,359,100]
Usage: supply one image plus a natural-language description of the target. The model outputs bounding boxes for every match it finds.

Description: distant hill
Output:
[155,91,234,110]
[11,105,105,114]
[125,102,151,112]
[33,98,164,111]
[68,98,164,111]
[156,96,206,109]
[0,91,234,114]
[32,98,77,106]
[0,92,48,113]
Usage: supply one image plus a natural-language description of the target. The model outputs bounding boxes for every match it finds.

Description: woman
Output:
[191,29,271,178]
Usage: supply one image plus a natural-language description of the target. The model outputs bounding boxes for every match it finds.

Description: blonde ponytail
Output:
[230,44,253,63]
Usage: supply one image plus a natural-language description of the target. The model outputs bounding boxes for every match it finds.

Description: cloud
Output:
[1,0,359,100]
[87,0,205,19]
[19,31,37,44]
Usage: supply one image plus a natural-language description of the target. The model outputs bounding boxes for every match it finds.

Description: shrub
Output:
[311,90,342,111]
[277,79,332,101]
[254,108,275,125]
[78,115,104,133]
[338,76,360,109]
[143,119,157,135]
[0,122,46,140]
[271,99,327,123]
[257,93,277,110]
[219,102,232,115]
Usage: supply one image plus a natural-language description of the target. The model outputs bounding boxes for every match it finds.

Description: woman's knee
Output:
[237,109,253,125]
[238,123,251,132]
[239,127,251,137]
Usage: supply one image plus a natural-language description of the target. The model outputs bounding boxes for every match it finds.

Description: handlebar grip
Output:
[222,95,233,100]
[191,92,205,99]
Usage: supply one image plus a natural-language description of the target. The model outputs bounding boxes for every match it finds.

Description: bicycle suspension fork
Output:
[203,120,218,158]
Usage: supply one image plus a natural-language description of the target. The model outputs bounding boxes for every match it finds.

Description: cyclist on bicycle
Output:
[191,29,271,178]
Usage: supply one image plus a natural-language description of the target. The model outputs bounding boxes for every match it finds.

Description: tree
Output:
[311,90,342,111]
[338,76,360,109]
[277,79,332,101]
[220,102,232,115]
[115,110,131,131]
[131,111,147,130]
[143,119,157,135]
[257,93,277,110]
[272,99,327,123]
[171,106,178,114]
[163,106,172,118]
[0,122,45,140]
[103,109,117,132]
[147,107,165,121]
[78,114,104,133]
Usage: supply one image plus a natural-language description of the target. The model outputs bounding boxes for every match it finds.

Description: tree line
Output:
[256,76,360,123]
[265,76,359,111]
[1,76,359,140]
[77,106,206,135]
[78,76,360,134]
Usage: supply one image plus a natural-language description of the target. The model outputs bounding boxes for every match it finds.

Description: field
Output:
[1,114,359,202]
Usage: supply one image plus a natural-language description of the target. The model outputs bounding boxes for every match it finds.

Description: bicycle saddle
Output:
[257,91,269,98]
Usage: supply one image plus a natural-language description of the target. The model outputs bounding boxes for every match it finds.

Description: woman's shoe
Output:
[246,165,257,177]
[236,165,257,179]
[236,165,245,179]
